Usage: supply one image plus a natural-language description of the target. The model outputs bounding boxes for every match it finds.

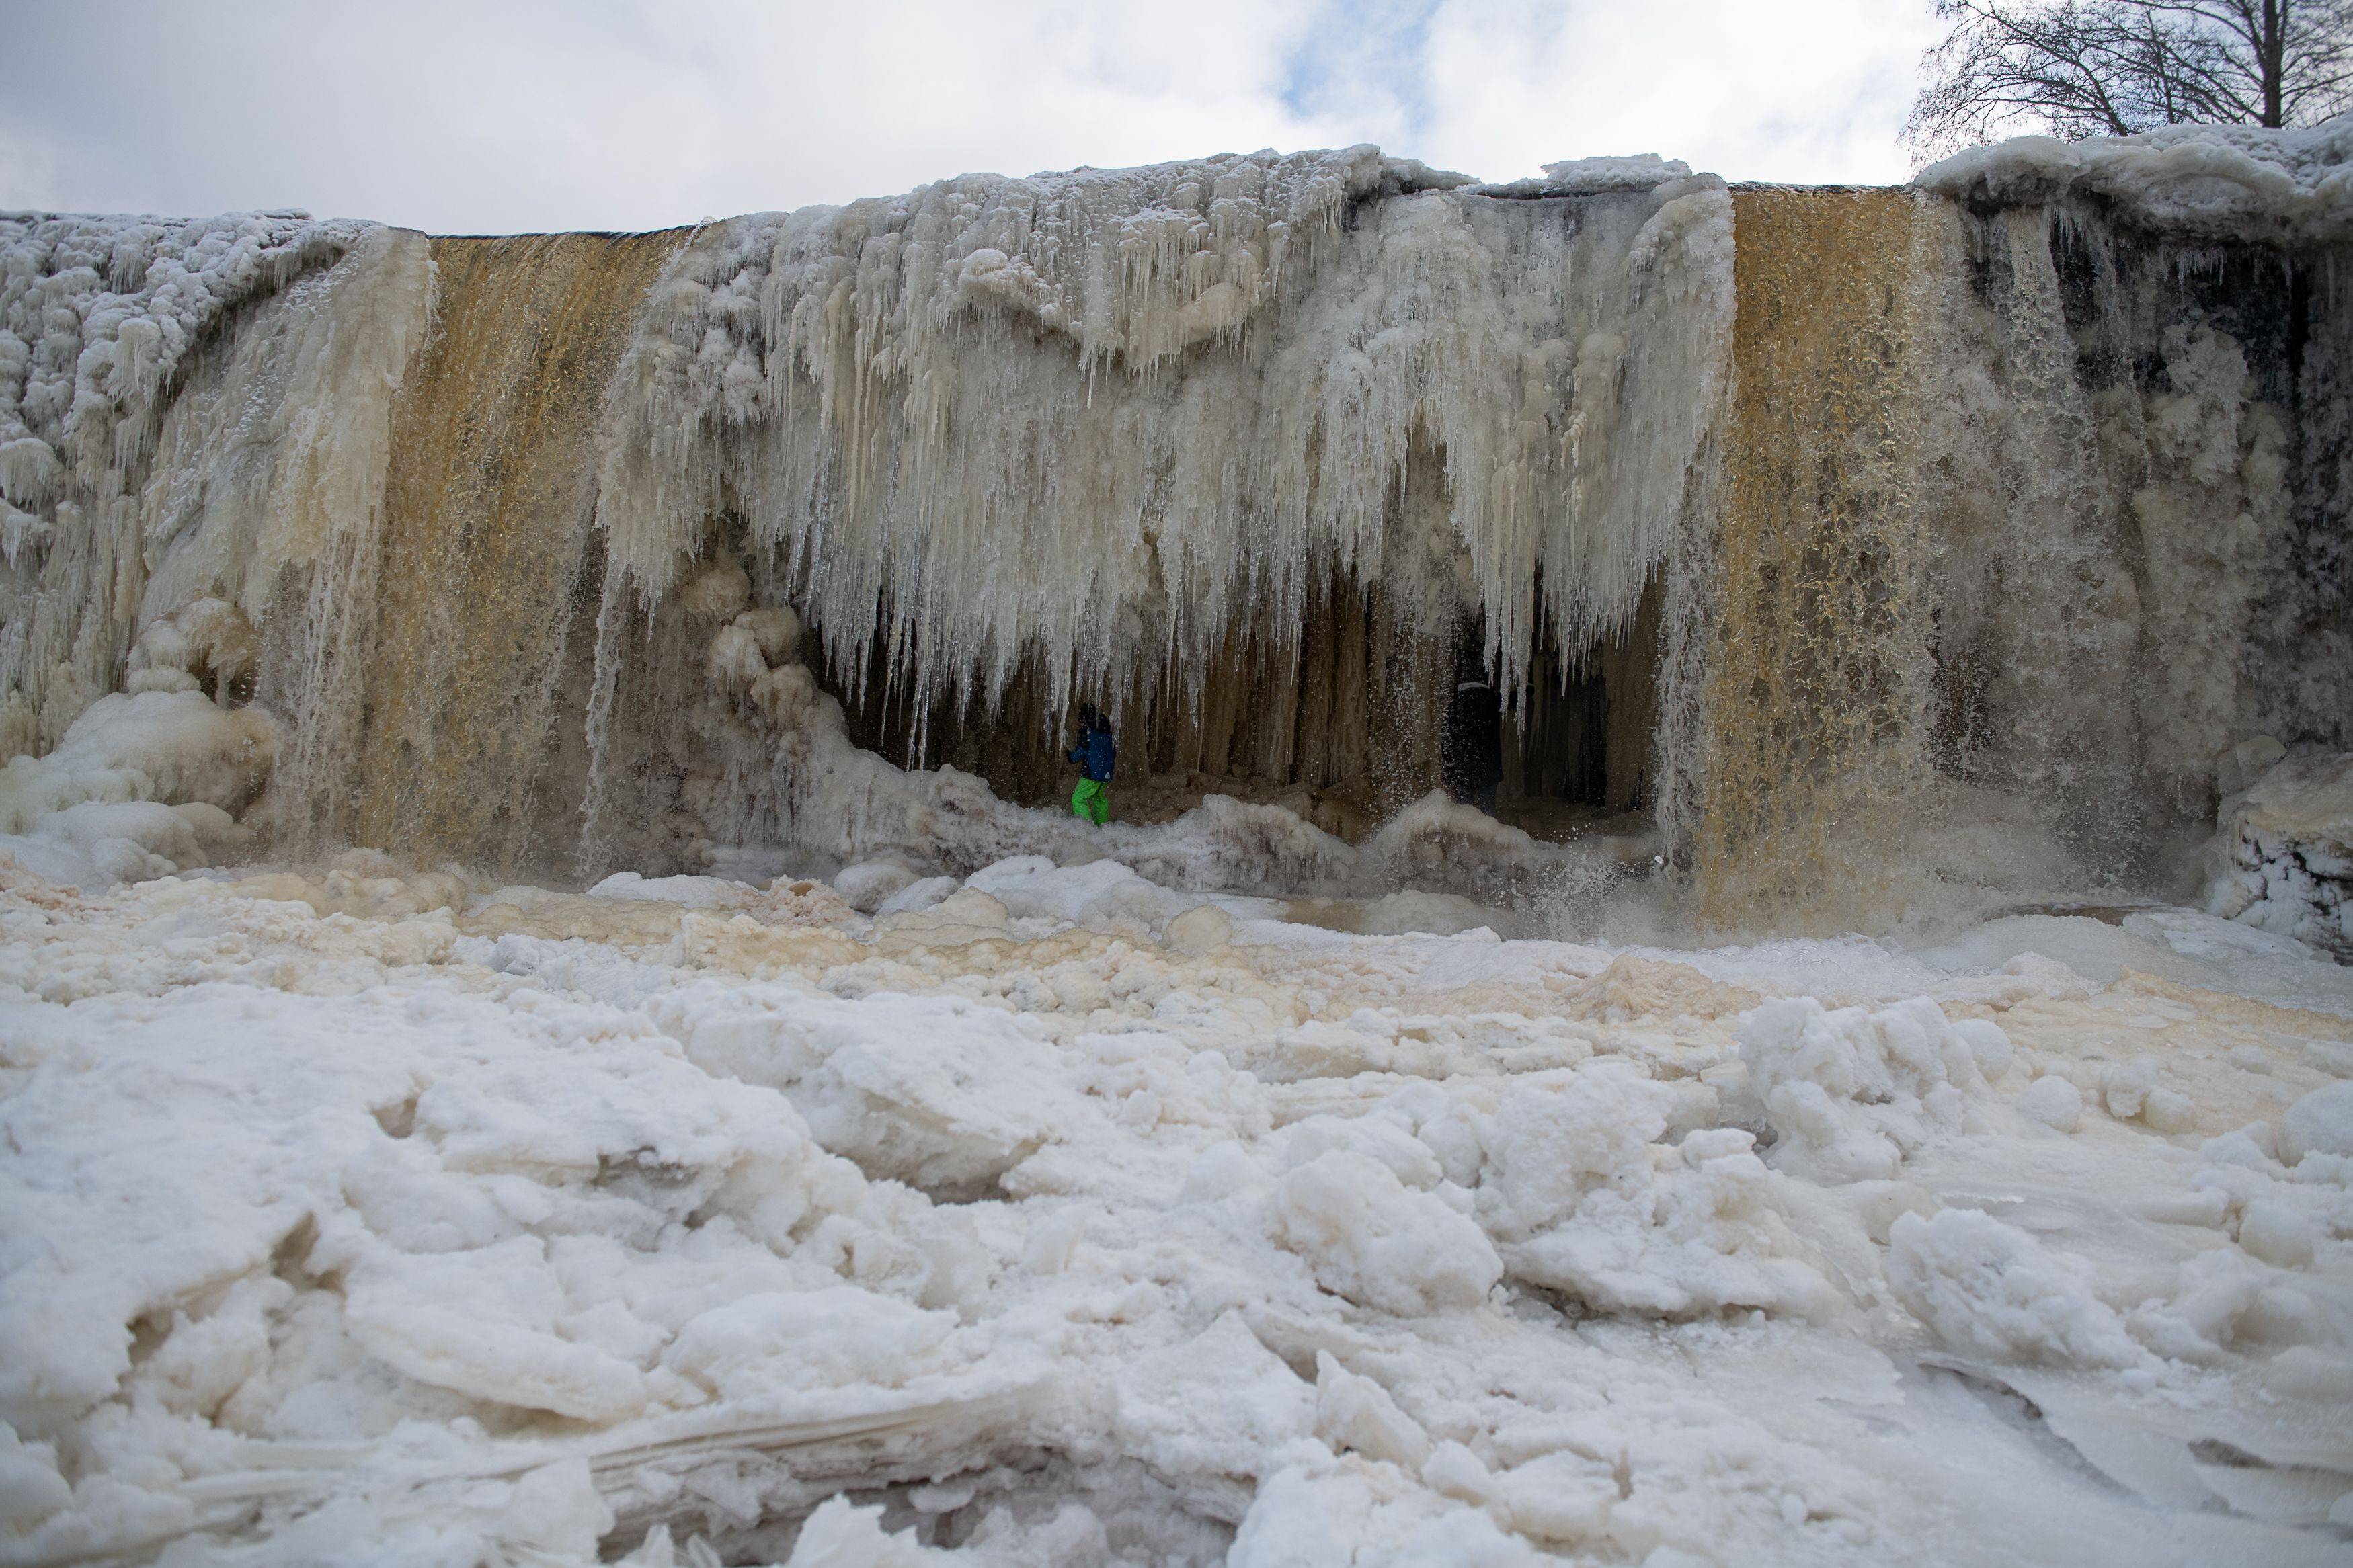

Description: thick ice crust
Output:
[5,850,2352,1565]
[1917,117,2353,244]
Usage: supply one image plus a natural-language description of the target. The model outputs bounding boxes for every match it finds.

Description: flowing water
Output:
[346,231,682,871]
[1686,189,1936,926]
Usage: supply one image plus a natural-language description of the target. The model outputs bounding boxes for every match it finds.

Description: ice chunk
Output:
[341,1236,653,1421]
[1886,1210,2145,1369]
[0,1425,72,1532]
[782,1495,954,1565]
[1282,1114,1445,1190]
[964,856,1190,932]
[736,605,804,662]
[2016,1075,2084,1134]
[1472,1067,1837,1319]
[1312,1351,1431,1468]
[1273,1151,1502,1314]
[1738,996,1982,1180]
[1498,1450,1619,1544]
[2102,1059,2159,1120]
[875,875,958,916]
[588,870,763,909]
[2141,1087,2197,1136]
[675,558,752,622]
[1113,1313,1316,1481]
[1953,1018,2014,1083]
[22,800,217,883]
[500,1460,614,1561]
[2200,751,2352,959]
[0,689,277,831]
[673,985,1098,1194]
[1163,902,1236,956]
[1227,1467,1356,1568]
[1181,1140,1268,1204]
[707,622,767,689]
[662,1287,957,1398]
[2238,1201,2317,1269]
[2278,1081,2353,1165]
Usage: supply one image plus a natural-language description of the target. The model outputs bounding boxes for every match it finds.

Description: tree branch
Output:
[1908,0,2353,157]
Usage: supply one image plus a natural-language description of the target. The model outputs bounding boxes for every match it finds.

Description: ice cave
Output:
[2,121,2352,1567]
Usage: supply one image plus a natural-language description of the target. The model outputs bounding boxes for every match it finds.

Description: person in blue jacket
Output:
[1067,702,1116,825]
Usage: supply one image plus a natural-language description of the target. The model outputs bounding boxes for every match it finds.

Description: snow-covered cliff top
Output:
[1917,116,2353,245]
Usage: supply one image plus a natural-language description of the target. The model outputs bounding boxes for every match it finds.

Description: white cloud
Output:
[1417,0,1942,185]
[0,0,1942,232]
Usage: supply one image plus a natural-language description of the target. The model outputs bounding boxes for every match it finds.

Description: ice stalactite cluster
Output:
[583,147,1731,858]
[588,565,1607,905]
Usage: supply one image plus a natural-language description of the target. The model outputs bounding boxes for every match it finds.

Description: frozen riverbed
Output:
[3,851,2352,1567]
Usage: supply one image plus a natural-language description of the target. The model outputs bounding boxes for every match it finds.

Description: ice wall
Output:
[2,123,2348,924]
[1655,122,2353,927]
[0,217,694,877]
[0,212,414,757]
[1907,123,2352,892]
[575,130,2348,915]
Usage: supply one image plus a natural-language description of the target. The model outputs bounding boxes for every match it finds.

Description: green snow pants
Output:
[1072,778,1109,825]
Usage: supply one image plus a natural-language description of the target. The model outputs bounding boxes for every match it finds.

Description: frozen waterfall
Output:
[1,125,2348,927]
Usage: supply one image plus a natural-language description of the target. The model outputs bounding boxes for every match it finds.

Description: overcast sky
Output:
[0,0,1944,233]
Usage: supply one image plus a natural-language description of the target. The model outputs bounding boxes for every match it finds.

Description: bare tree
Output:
[1906,0,2353,159]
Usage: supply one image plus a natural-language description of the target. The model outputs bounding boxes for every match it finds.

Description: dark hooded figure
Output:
[1443,664,1503,814]
[1067,702,1116,825]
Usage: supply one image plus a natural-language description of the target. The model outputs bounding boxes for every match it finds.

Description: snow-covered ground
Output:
[5,845,2352,1567]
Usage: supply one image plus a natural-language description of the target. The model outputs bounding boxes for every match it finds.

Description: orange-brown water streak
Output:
[350,231,683,871]
[1691,190,1936,927]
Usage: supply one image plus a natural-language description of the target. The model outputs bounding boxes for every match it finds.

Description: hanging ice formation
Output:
[577,148,1732,877]
[0,122,2348,924]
